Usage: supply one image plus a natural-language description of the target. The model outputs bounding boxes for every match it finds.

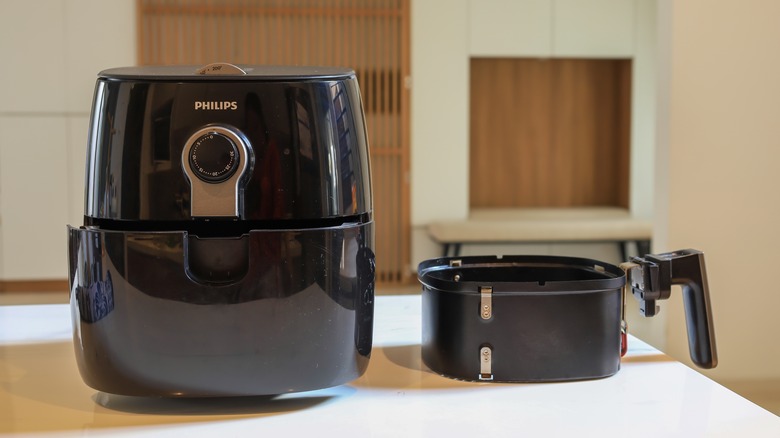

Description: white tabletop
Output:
[1,295,777,437]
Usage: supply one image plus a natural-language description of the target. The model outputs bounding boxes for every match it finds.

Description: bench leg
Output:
[636,240,651,257]
[620,240,652,260]
[442,243,462,257]
[452,243,462,257]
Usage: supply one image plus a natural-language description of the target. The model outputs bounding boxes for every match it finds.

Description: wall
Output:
[656,0,780,383]
[0,0,136,280]
[409,0,471,264]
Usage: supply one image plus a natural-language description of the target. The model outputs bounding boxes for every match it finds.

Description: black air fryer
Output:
[67,63,375,397]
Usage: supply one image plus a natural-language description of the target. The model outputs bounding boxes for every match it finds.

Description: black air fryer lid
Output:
[85,62,372,223]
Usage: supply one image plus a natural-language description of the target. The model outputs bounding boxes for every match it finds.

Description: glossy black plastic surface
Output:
[632,249,717,368]
[418,256,626,382]
[68,223,375,396]
[85,70,371,221]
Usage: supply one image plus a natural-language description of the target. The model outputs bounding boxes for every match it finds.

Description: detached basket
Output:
[418,250,716,382]
[419,255,625,382]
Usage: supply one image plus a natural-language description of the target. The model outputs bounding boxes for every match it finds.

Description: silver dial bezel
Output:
[181,125,252,218]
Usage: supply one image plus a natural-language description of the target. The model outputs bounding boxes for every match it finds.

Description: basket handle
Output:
[626,249,718,369]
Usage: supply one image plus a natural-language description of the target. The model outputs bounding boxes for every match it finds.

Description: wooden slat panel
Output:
[137,0,410,284]
[470,58,631,209]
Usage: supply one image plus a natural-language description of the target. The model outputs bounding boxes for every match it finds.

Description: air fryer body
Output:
[68,65,375,396]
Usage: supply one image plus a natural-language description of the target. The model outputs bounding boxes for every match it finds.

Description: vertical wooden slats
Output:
[137,0,411,285]
[399,0,410,283]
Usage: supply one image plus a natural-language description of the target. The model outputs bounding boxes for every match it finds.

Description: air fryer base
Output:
[68,223,374,397]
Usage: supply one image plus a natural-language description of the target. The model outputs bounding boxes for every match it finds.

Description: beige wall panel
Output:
[0,116,69,279]
[469,0,551,57]
[553,0,635,58]
[64,0,137,113]
[657,0,780,382]
[0,0,67,113]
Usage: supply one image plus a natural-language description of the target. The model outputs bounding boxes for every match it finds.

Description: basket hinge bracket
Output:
[480,286,493,319]
[479,345,494,381]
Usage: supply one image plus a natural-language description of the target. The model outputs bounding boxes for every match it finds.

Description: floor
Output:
[1,286,777,417]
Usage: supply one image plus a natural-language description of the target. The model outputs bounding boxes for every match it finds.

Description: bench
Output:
[428,207,653,260]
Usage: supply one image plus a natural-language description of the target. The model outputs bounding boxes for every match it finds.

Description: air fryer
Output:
[67,63,375,397]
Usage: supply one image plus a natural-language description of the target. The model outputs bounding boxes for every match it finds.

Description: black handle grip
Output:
[630,249,718,369]
[670,250,718,369]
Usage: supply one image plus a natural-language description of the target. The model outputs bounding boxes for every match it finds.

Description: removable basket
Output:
[418,255,626,382]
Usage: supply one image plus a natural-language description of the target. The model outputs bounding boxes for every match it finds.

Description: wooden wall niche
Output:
[470,58,631,209]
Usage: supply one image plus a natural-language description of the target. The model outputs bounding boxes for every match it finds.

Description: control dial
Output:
[188,131,240,183]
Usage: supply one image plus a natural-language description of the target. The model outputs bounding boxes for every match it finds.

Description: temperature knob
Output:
[188,131,240,183]
[182,124,251,217]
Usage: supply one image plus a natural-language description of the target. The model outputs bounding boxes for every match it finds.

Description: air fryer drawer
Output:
[419,256,624,382]
[68,223,374,396]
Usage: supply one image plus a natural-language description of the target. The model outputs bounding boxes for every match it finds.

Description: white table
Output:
[1,295,777,437]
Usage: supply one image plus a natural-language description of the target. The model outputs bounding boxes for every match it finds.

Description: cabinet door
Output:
[469,0,552,57]
[553,0,635,58]
[0,117,70,279]
[470,0,636,58]
[0,0,67,113]
[67,116,89,228]
[64,0,136,113]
